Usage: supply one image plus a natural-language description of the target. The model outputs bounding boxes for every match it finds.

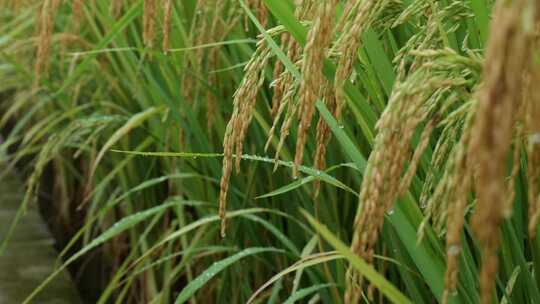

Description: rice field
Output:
[1,0,539,303]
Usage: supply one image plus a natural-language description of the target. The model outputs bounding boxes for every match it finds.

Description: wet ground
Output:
[0,162,81,303]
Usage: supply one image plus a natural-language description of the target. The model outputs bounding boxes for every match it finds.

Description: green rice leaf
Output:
[174,247,285,304]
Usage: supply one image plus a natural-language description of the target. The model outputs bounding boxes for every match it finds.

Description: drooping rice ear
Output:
[266,1,309,155]
[219,43,271,237]
[468,1,537,303]
[442,114,473,304]
[293,0,338,178]
[265,0,314,161]
[255,0,267,28]
[270,34,290,118]
[346,69,432,303]
[312,1,386,202]
[398,119,436,196]
[34,0,61,89]
[334,0,381,121]
[346,46,478,298]
[313,84,336,198]
[504,94,526,218]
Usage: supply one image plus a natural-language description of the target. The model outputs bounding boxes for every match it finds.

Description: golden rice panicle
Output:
[234,47,272,172]
[266,92,290,151]
[270,61,284,119]
[266,0,312,154]
[311,1,388,198]
[442,114,473,304]
[162,0,173,52]
[254,0,268,28]
[271,89,299,171]
[34,0,61,89]
[269,33,291,118]
[143,0,157,47]
[266,47,299,156]
[504,97,526,218]
[334,0,356,34]
[398,119,435,196]
[219,127,235,238]
[312,0,378,197]
[346,80,427,303]
[413,51,482,243]
[219,43,271,237]
[265,70,296,154]
[346,146,386,303]
[468,1,537,303]
[313,84,335,197]
[334,1,379,120]
[346,57,458,300]
[243,0,268,29]
[293,0,338,178]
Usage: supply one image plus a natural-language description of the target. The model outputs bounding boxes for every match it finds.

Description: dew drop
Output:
[530,133,540,145]
[447,245,461,256]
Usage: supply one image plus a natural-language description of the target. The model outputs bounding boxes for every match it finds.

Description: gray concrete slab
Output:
[0,163,81,304]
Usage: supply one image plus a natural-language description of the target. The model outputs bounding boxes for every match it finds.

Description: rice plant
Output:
[0,0,539,303]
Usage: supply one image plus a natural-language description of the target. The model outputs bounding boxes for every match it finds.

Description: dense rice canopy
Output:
[1,0,540,303]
